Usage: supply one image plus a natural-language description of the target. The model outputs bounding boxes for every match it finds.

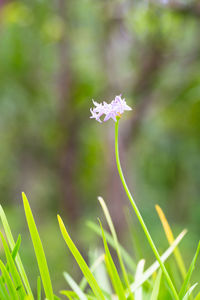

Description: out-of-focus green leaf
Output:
[63,272,87,300]
[134,259,145,300]
[150,269,162,300]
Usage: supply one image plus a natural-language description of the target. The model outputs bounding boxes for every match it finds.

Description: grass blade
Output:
[99,220,126,300]
[183,283,198,300]
[98,197,133,300]
[11,235,21,261]
[150,269,162,300]
[156,205,186,279]
[22,192,54,300]
[64,272,87,300]
[179,242,200,299]
[134,259,145,300]
[0,259,18,299]
[57,215,105,300]
[87,221,136,271]
[0,205,34,299]
[0,276,10,300]
[0,231,26,299]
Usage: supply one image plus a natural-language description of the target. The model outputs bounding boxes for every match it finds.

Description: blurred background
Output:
[0,0,200,294]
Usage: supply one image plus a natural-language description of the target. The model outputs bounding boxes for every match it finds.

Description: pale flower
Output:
[90,95,132,123]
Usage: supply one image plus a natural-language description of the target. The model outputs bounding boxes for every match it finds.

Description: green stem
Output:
[115,119,179,300]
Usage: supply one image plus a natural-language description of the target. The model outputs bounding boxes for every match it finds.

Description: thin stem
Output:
[115,119,179,300]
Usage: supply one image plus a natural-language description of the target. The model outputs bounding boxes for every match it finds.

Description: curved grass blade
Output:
[0,205,34,299]
[150,269,162,300]
[99,220,126,300]
[22,192,54,300]
[134,259,145,300]
[0,231,26,298]
[98,197,133,300]
[57,215,105,300]
[0,259,18,299]
[64,272,87,300]
[183,284,198,300]
[179,242,200,299]
[156,205,186,279]
[87,221,135,271]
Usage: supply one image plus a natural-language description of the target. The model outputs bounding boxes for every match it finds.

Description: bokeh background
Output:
[0,0,200,294]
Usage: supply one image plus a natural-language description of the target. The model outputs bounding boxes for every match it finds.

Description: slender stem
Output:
[115,119,179,300]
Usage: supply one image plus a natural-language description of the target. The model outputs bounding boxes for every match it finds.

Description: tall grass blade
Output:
[87,221,136,271]
[0,276,10,300]
[0,259,18,299]
[57,215,105,300]
[134,259,145,300]
[64,272,87,300]
[22,192,54,300]
[150,269,162,300]
[179,242,200,299]
[0,231,26,298]
[0,205,34,299]
[156,205,186,279]
[99,220,126,300]
[98,196,133,299]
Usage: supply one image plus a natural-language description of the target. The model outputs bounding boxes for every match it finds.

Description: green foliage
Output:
[0,192,197,299]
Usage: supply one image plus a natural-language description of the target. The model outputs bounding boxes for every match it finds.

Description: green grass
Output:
[0,192,198,299]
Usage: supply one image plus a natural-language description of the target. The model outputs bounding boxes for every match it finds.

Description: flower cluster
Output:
[90,95,132,123]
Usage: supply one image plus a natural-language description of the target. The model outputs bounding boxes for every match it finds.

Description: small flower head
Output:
[90,95,132,123]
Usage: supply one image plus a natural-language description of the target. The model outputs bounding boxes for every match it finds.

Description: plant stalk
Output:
[115,119,179,300]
